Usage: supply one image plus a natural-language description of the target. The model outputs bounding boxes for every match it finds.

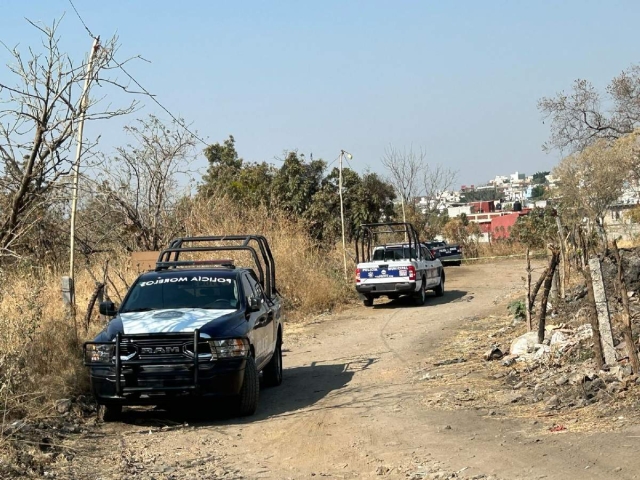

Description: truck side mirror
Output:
[248,296,262,312]
[99,300,118,317]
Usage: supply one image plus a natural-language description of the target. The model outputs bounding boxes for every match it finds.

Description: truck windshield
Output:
[120,275,239,312]
[372,247,417,261]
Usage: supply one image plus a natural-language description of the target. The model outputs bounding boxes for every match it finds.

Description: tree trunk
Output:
[84,282,105,332]
[551,268,560,304]
[537,249,560,344]
[526,248,533,332]
[555,216,567,299]
[612,240,640,374]
[529,265,549,314]
[596,216,608,256]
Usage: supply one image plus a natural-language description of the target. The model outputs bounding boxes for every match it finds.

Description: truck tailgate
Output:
[357,262,412,283]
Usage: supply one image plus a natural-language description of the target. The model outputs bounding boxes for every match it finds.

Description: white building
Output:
[510,171,526,183]
[416,190,462,213]
[490,175,509,186]
[447,204,474,217]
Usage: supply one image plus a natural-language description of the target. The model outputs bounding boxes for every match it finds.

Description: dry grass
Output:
[0,198,353,427]
[182,199,354,316]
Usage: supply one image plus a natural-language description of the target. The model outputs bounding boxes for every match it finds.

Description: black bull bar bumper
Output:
[83,330,246,401]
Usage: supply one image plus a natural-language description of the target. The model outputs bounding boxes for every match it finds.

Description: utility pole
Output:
[68,36,100,308]
[339,149,352,279]
[400,185,407,241]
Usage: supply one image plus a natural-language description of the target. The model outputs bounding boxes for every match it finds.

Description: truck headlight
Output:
[84,344,113,364]
[208,338,249,359]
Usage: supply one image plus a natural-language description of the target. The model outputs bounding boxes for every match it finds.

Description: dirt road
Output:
[60,261,640,479]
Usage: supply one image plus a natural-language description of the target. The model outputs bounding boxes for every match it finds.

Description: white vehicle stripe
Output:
[120,308,236,334]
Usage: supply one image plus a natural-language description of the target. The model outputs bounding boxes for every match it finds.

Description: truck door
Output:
[241,273,272,368]
[421,246,437,287]
[247,272,276,362]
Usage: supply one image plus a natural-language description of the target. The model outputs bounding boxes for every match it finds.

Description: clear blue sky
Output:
[1,1,638,188]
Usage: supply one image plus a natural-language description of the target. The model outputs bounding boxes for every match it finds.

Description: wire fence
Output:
[460,251,547,262]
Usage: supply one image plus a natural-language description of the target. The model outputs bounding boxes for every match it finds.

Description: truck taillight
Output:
[408,265,416,281]
[356,268,361,283]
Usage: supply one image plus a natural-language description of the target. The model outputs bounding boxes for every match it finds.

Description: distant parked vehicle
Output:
[424,240,463,266]
[354,223,444,307]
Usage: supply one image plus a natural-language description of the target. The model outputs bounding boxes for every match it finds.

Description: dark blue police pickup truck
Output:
[84,235,283,421]
[425,240,463,266]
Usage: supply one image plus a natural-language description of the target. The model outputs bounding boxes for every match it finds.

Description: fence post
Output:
[588,257,617,366]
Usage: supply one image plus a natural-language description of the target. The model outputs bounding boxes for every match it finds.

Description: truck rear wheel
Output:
[363,296,374,307]
[414,279,426,306]
[434,274,445,297]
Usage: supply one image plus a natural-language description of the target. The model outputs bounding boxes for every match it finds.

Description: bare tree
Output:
[381,145,425,221]
[0,18,138,257]
[93,115,197,251]
[539,65,640,153]
[422,164,457,212]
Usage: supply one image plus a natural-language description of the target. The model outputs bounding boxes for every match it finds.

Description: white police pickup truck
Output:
[355,223,444,307]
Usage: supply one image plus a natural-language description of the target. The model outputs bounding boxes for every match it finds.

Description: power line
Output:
[66,0,209,147]
[326,154,341,170]
[68,0,96,39]
[114,62,209,146]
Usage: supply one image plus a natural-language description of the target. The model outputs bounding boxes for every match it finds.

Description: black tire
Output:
[363,296,374,307]
[236,356,259,416]
[414,278,426,306]
[101,403,122,422]
[455,261,462,267]
[434,274,445,297]
[263,339,283,387]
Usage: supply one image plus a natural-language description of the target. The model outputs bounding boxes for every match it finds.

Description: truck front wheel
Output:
[100,403,122,422]
[236,356,259,416]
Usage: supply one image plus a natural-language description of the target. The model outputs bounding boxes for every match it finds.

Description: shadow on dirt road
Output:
[372,289,468,309]
[116,362,356,427]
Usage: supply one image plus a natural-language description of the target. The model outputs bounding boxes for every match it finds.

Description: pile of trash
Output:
[501,323,594,366]
[482,320,640,413]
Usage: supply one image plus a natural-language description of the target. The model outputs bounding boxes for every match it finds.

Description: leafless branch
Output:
[0,17,140,258]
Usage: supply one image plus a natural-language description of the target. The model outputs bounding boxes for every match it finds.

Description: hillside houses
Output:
[406,169,640,243]
[412,171,558,242]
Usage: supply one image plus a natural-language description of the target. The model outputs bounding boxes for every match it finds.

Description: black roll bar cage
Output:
[155,235,277,298]
[355,222,424,263]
